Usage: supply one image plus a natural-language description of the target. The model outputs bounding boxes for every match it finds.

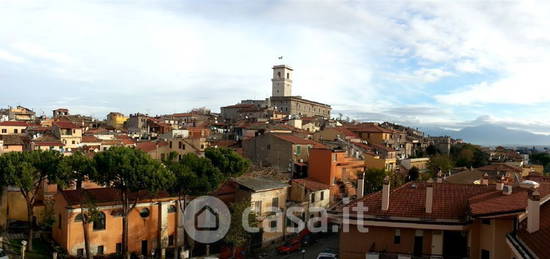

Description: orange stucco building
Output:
[308,148,366,200]
[53,188,179,257]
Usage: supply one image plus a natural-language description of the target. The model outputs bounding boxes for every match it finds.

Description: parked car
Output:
[276,237,302,254]
[316,248,338,259]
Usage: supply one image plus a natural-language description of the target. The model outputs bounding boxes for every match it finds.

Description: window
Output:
[394,229,401,244]
[277,71,281,78]
[116,243,122,254]
[77,249,84,257]
[482,219,491,225]
[481,249,490,259]
[169,235,174,246]
[75,214,83,222]
[178,141,182,149]
[140,208,150,218]
[296,145,301,155]
[1,129,6,133]
[97,245,104,255]
[272,197,279,209]
[320,191,325,201]
[168,205,177,213]
[93,212,106,230]
[58,214,62,229]
[14,129,18,134]
[310,193,315,203]
[169,141,172,148]
[270,219,277,229]
[72,140,75,144]
[287,73,290,79]
[267,144,271,150]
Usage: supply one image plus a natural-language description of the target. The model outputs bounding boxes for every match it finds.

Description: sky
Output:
[1,0,550,133]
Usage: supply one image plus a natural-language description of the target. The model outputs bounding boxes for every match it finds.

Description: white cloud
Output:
[0,49,25,64]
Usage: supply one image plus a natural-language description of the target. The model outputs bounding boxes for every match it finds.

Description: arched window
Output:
[140,208,150,218]
[75,213,84,222]
[93,212,106,230]
[168,205,177,213]
[277,72,281,78]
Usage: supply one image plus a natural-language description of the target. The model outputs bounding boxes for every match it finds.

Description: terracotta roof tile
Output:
[272,134,326,148]
[517,202,550,258]
[345,182,496,220]
[0,121,28,127]
[53,121,79,129]
[136,141,168,153]
[61,188,174,207]
[292,178,330,191]
[477,163,522,173]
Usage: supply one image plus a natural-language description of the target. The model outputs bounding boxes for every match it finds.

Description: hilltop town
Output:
[1,64,549,259]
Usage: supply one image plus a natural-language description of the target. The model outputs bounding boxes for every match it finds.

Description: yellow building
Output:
[106,112,128,130]
[365,152,397,172]
[0,121,28,135]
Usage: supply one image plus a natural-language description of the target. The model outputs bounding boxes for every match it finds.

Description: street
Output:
[263,234,338,259]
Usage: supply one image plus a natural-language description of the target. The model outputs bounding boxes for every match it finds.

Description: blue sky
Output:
[1,0,550,133]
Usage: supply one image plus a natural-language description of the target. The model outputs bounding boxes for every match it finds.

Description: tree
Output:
[427,154,454,178]
[407,166,419,181]
[92,147,174,258]
[58,152,96,259]
[165,153,223,256]
[363,168,387,194]
[205,147,251,177]
[224,201,258,258]
[0,150,63,250]
[426,144,438,156]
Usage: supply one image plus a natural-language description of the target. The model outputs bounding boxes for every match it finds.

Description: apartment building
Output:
[0,121,28,135]
[53,188,179,257]
[332,177,550,259]
[52,121,82,149]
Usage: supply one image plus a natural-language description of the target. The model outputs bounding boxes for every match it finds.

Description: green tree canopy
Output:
[92,146,174,258]
[363,168,387,194]
[205,147,251,177]
[427,154,454,178]
[0,150,63,250]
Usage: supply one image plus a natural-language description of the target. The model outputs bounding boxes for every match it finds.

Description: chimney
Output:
[527,189,541,233]
[425,179,434,214]
[496,176,504,191]
[481,173,489,185]
[381,176,390,211]
[357,172,365,199]
[436,170,443,183]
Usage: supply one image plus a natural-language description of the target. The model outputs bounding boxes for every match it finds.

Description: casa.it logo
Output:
[183,196,231,244]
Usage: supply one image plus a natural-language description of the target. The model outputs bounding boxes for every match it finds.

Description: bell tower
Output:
[271,65,293,97]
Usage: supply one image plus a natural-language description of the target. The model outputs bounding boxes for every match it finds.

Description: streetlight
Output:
[301,249,306,259]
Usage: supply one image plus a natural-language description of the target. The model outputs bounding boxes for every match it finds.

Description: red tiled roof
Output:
[136,141,169,153]
[345,182,496,220]
[54,108,69,112]
[517,202,550,258]
[0,121,28,127]
[272,134,326,148]
[292,178,330,191]
[53,121,79,129]
[0,135,27,145]
[333,127,360,139]
[477,163,522,173]
[81,135,101,143]
[34,141,64,147]
[61,188,174,207]
[347,123,393,134]
[468,183,550,216]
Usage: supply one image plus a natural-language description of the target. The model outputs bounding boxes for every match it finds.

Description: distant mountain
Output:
[421,124,550,146]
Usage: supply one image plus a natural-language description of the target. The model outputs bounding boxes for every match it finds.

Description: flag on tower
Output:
[278,56,283,60]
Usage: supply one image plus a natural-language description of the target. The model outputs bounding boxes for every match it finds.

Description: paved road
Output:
[264,234,338,259]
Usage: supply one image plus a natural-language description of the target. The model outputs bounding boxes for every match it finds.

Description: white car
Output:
[317,249,338,259]
[0,248,8,259]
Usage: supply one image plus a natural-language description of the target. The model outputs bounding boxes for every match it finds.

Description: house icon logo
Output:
[183,196,230,244]
[195,206,219,231]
